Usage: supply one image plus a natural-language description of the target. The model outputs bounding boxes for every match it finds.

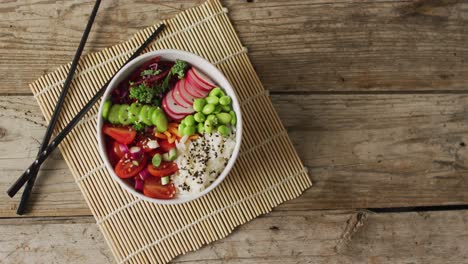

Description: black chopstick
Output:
[7,24,166,207]
[10,0,102,215]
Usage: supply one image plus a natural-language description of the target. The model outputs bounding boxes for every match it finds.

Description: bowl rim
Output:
[96,49,242,205]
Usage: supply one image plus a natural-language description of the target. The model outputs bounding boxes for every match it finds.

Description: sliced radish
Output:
[177,79,197,106]
[172,81,192,108]
[166,89,194,115]
[186,69,213,93]
[181,78,203,98]
[192,67,216,87]
[162,95,187,121]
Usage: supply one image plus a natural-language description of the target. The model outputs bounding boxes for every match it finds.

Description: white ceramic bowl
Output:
[97,49,242,205]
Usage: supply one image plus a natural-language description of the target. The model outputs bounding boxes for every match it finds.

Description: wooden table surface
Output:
[1,0,467,263]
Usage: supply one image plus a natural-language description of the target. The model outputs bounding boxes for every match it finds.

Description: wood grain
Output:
[2,209,468,263]
[0,0,466,94]
[3,94,468,216]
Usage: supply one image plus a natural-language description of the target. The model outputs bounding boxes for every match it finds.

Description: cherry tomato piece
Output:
[115,155,147,179]
[143,177,176,199]
[147,161,178,177]
[157,139,175,152]
[103,124,136,144]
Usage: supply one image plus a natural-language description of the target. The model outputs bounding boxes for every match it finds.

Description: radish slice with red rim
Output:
[172,81,192,107]
[184,77,209,98]
[186,69,212,93]
[165,89,194,115]
[162,95,187,121]
[192,67,216,87]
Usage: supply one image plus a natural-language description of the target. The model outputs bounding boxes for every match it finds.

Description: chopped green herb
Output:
[132,122,145,132]
[140,69,162,77]
[171,59,188,79]
[129,83,155,104]
[160,59,189,93]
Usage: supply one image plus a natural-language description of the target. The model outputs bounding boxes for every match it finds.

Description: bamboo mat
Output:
[30,0,312,263]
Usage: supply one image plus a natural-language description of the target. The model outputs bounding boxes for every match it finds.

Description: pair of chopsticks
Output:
[7,0,166,215]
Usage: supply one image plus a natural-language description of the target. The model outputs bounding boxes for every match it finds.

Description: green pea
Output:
[194,112,206,123]
[197,122,205,134]
[206,114,218,126]
[184,115,195,126]
[206,96,219,105]
[216,113,232,125]
[178,123,186,135]
[221,105,231,112]
[219,96,231,106]
[183,125,196,136]
[193,98,206,112]
[217,125,230,136]
[209,87,224,97]
[202,104,215,115]
[230,110,237,125]
[204,120,213,134]
[152,109,168,132]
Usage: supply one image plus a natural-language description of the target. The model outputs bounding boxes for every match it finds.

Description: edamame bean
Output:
[102,100,112,119]
[194,112,206,123]
[206,114,218,126]
[217,125,230,136]
[193,98,206,112]
[230,110,237,125]
[197,122,205,134]
[178,123,186,135]
[221,105,231,112]
[213,105,222,114]
[184,115,195,126]
[183,125,196,136]
[216,113,232,125]
[209,87,224,97]
[206,96,219,105]
[204,120,213,134]
[202,104,215,115]
[219,96,231,106]
[153,110,168,132]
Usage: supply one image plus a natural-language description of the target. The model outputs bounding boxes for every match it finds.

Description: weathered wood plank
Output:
[2,210,468,263]
[0,0,466,94]
[2,95,468,216]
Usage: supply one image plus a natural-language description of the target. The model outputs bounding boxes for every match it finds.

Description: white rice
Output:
[172,131,236,195]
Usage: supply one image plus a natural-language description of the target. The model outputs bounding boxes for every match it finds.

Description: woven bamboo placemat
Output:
[30,0,312,263]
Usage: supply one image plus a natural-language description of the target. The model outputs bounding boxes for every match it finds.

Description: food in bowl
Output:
[101,56,238,200]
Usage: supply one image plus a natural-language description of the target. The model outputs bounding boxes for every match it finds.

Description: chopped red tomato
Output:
[106,141,120,167]
[115,155,147,179]
[103,124,136,145]
[112,141,126,159]
[147,161,178,177]
[143,177,176,199]
[157,139,175,152]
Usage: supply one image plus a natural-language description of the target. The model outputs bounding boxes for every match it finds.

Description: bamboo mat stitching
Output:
[33,8,230,98]
[75,164,106,183]
[119,168,308,264]
[96,199,142,225]
[239,130,288,157]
